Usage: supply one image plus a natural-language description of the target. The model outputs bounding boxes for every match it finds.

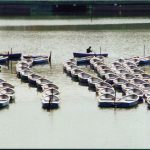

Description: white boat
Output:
[116,94,139,108]
[111,65,125,71]
[139,83,150,92]
[70,68,83,80]
[112,61,123,67]
[130,68,144,76]
[0,82,14,89]
[78,72,92,85]
[121,73,135,82]
[126,88,144,103]
[121,82,138,94]
[63,61,76,72]
[115,69,129,75]
[28,73,42,86]
[97,87,115,96]
[41,95,60,109]
[130,78,146,85]
[98,93,116,107]
[20,69,33,81]
[42,88,60,97]
[66,64,78,76]
[16,65,30,78]
[0,88,15,101]
[93,61,106,71]
[36,78,52,90]
[105,73,119,84]
[87,76,103,91]
[41,83,59,91]
[113,77,129,90]
[21,58,33,67]
[95,81,112,91]
[139,73,150,80]
[98,69,114,79]
[123,61,137,67]
[90,57,104,70]
[0,94,10,108]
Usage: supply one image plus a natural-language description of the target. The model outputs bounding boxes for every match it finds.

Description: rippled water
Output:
[0,18,150,148]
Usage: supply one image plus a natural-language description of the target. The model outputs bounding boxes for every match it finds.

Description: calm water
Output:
[0,17,150,149]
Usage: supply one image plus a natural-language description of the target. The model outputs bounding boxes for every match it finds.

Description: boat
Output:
[0,88,15,101]
[126,65,140,71]
[98,69,114,79]
[63,61,76,72]
[0,79,6,84]
[111,65,125,71]
[97,87,115,96]
[115,69,130,75]
[0,94,10,108]
[112,61,123,67]
[28,73,42,86]
[130,68,144,76]
[41,95,60,109]
[70,68,83,81]
[93,61,106,71]
[36,78,52,91]
[116,94,139,108]
[95,81,112,91]
[41,83,59,91]
[65,64,78,76]
[0,53,21,60]
[0,56,8,64]
[138,56,150,66]
[113,77,129,91]
[87,76,103,91]
[23,55,48,59]
[21,58,33,67]
[116,58,126,64]
[78,72,92,85]
[42,88,60,97]
[139,73,150,80]
[16,66,30,78]
[20,69,33,81]
[130,78,146,86]
[16,61,30,68]
[139,83,150,92]
[121,73,135,82]
[121,82,138,95]
[0,82,14,89]
[123,61,137,67]
[90,56,104,69]
[73,52,108,58]
[105,73,119,84]
[98,93,116,107]
[33,56,49,65]
[126,88,144,103]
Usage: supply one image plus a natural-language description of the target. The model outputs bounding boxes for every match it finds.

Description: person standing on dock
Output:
[86,46,93,53]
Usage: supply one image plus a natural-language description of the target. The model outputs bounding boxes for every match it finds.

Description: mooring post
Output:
[7,51,9,70]
[10,48,13,73]
[49,51,52,67]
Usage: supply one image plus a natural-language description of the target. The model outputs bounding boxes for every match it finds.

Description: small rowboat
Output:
[42,88,60,97]
[70,68,83,81]
[28,73,42,86]
[105,73,119,84]
[126,88,144,103]
[0,88,15,101]
[95,81,112,91]
[116,94,139,108]
[90,56,104,69]
[41,83,59,91]
[113,77,129,91]
[139,83,150,92]
[121,82,138,94]
[123,61,137,67]
[41,95,60,109]
[20,69,33,81]
[63,61,76,72]
[139,73,150,80]
[36,78,52,91]
[0,82,14,89]
[115,69,129,75]
[78,72,92,85]
[121,73,135,82]
[16,61,30,68]
[73,52,108,58]
[87,76,103,91]
[98,69,114,79]
[130,69,144,76]
[130,78,146,85]
[97,87,115,96]
[138,57,150,66]
[98,93,116,107]
[111,65,125,71]
[16,66,30,78]
[21,58,33,67]
[0,94,10,108]
[66,64,78,76]
[93,61,106,71]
